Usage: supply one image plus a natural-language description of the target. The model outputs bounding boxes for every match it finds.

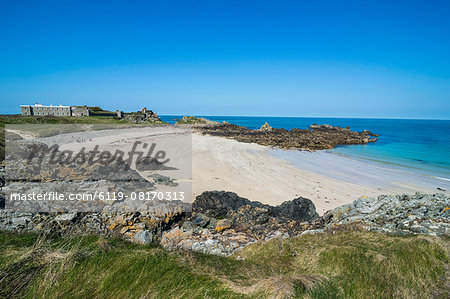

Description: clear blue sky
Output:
[1,0,449,118]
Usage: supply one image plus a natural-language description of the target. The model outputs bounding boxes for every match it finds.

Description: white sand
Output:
[192,133,449,214]
[8,126,449,215]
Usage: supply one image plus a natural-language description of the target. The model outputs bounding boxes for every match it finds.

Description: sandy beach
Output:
[8,126,449,215]
[192,132,449,214]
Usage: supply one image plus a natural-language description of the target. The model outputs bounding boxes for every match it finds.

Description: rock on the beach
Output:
[207,217,218,230]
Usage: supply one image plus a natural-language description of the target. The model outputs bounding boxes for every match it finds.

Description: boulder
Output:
[193,191,269,218]
[192,239,226,255]
[133,230,153,245]
[160,227,193,248]
[273,197,319,222]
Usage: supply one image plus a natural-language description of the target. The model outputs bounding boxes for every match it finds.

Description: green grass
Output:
[0,233,239,299]
[0,228,448,298]
[237,229,449,298]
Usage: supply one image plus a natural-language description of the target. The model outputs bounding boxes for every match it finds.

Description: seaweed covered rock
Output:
[197,122,378,150]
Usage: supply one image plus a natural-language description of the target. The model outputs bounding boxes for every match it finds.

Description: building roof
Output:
[21,104,71,108]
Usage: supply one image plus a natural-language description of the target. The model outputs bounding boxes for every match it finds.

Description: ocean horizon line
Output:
[160,114,450,121]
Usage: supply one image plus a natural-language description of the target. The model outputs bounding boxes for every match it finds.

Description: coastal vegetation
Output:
[0,228,447,298]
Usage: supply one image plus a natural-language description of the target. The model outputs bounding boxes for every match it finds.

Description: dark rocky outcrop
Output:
[273,197,319,222]
[192,191,320,237]
[193,191,318,224]
[196,122,378,150]
[193,191,269,218]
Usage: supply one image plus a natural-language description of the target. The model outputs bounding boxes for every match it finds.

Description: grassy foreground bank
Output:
[0,228,448,298]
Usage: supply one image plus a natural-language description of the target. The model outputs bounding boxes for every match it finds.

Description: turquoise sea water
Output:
[160,115,450,180]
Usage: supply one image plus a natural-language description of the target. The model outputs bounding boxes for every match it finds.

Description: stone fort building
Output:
[20,104,123,118]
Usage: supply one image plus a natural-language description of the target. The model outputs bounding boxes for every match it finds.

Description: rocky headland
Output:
[194,121,379,150]
[174,116,220,126]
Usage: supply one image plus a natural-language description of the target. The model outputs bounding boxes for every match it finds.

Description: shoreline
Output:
[192,132,449,214]
[270,147,450,189]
